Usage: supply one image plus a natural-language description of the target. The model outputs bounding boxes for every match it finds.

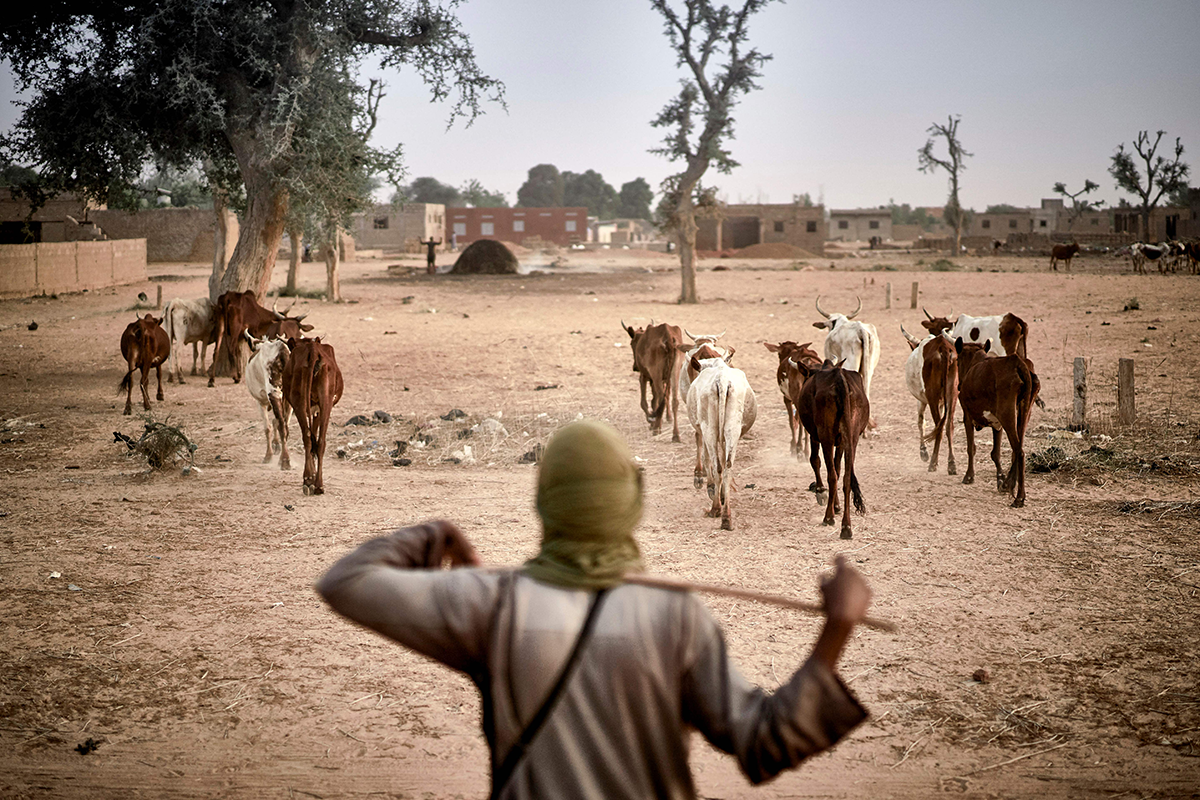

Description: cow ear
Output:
[690,355,701,373]
[812,321,827,329]
[301,323,314,331]
[724,345,736,364]
[954,336,964,354]
[676,343,692,353]
[287,337,300,350]
[763,342,779,353]
[984,339,991,353]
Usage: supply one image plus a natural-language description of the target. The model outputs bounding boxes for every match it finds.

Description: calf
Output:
[119,314,171,415]
[901,326,957,474]
[1049,242,1080,271]
[796,359,870,539]
[622,320,684,442]
[246,334,292,470]
[161,297,215,384]
[813,296,880,428]
[955,338,1037,508]
[283,337,343,495]
[686,355,756,530]
[763,340,821,457]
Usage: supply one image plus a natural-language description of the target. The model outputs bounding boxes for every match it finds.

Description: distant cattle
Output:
[812,296,880,428]
[282,337,343,495]
[1049,242,1080,271]
[246,335,292,469]
[1128,242,1165,275]
[161,297,215,384]
[119,314,170,415]
[763,340,821,457]
[686,353,756,530]
[955,338,1037,508]
[795,358,870,539]
[901,326,958,474]
[623,320,684,442]
[209,292,308,386]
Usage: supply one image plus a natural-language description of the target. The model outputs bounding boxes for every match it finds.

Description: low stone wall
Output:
[0,239,147,298]
[90,208,217,263]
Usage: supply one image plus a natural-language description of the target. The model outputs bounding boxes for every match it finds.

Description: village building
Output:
[694,203,825,254]
[827,208,892,241]
[445,207,589,247]
[350,202,445,252]
[1113,205,1195,241]
[591,218,656,245]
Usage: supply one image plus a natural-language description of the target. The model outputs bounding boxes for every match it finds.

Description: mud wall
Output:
[0,239,147,298]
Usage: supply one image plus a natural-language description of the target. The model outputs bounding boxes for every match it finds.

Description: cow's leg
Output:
[719,456,734,531]
[831,446,844,515]
[232,336,246,384]
[821,439,837,526]
[155,363,165,401]
[944,400,957,476]
[296,406,316,493]
[313,400,332,495]
[806,427,824,494]
[962,419,976,485]
[638,374,650,422]
[927,399,942,472]
[258,402,275,462]
[990,427,1004,492]
[840,444,856,540]
[208,324,224,387]
[670,386,680,444]
[139,366,152,411]
[167,339,177,383]
[122,365,135,416]
[693,427,704,489]
[917,399,928,462]
[274,396,292,471]
[784,397,798,455]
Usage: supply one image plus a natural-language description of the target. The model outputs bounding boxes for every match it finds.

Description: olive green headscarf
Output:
[524,420,644,589]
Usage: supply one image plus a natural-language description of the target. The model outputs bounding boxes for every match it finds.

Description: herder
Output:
[317,419,872,799]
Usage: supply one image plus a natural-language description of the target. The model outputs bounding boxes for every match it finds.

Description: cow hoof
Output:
[302,484,314,496]
[207,380,215,388]
[962,475,974,485]
[704,509,720,518]
[122,407,132,416]
[178,377,186,385]
[822,518,835,527]
[263,454,273,464]
[693,475,704,489]
[807,481,820,493]
[840,527,853,540]
[1012,498,1025,508]
[720,517,733,531]
[706,484,715,500]
[919,449,929,462]
[948,464,957,476]
[313,487,324,495]
[672,434,681,444]
[927,462,938,473]
[167,375,175,384]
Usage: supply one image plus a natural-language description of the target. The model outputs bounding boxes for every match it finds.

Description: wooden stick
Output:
[622,573,896,632]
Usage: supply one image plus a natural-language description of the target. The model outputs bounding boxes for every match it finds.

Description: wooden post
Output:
[1071,357,1087,430]
[910,281,919,309]
[1118,358,1135,424]
[885,282,892,309]
[155,284,162,309]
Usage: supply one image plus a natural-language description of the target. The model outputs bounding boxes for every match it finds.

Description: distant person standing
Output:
[421,238,441,275]
[450,231,458,252]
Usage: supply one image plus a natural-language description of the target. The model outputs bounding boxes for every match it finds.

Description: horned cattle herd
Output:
[122,289,341,495]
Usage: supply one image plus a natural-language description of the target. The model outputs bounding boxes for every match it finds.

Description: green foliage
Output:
[1166,185,1199,208]
[516,164,564,207]
[888,201,935,229]
[405,177,463,206]
[0,162,38,188]
[459,179,508,208]
[928,258,960,272]
[616,178,654,220]
[793,192,814,207]
[563,169,618,217]
[984,204,1021,214]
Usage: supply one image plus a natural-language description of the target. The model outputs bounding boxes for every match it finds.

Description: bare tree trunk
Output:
[219,138,290,299]
[677,201,699,304]
[286,226,303,293]
[323,231,342,303]
[209,188,230,303]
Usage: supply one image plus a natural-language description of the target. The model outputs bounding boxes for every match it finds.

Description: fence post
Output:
[155,284,162,309]
[911,281,919,309]
[1071,357,1087,430]
[1118,358,1135,424]
[885,282,892,309]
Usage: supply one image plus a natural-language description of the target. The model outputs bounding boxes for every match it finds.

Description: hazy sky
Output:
[4,0,1199,212]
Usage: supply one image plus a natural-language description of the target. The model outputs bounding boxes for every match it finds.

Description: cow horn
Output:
[292,313,307,323]
[814,295,830,319]
[684,328,696,341]
[715,329,726,340]
[923,306,933,321]
[900,324,920,345]
[847,296,862,320]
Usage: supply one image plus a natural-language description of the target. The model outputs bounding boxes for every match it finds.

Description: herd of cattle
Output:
[117,290,343,495]
[1119,240,1200,275]
[624,300,1040,539]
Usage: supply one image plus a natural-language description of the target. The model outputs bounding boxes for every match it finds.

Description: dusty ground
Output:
[1,247,1198,799]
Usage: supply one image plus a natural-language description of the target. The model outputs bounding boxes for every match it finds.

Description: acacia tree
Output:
[918,115,972,255]
[616,178,654,219]
[1052,180,1105,231]
[1108,130,1189,241]
[0,1,502,298]
[649,0,778,304]
[516,164,564,207]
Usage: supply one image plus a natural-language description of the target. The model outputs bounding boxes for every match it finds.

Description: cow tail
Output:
[118,371,132,394]
[1016,363,1033,441]
[300,349,318,454]
[835,369,866,514]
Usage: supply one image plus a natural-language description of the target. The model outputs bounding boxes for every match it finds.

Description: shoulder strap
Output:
[489,587,610,800]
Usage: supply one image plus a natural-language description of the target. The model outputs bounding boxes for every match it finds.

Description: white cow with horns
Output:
[812,295,880,428]
[686,352,756,531]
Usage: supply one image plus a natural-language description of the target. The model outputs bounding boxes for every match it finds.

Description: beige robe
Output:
[318,527,867,799]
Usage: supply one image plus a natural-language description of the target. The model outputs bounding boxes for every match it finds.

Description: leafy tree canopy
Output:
[459,179,508,208]
[616,178,654,220]
[1108,130,1189,239]
[404,176,463,206]
[983,204,1022,214]
[516,164,564,207]
[563,169,618,217]
[887,200,935,229]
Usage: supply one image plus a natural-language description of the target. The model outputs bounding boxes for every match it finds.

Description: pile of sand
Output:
[735,242,821,259]
[450,240,519,274]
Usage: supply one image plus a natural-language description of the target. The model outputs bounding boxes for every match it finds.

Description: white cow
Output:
[948,313,1011,356]
[676,329,730,417]
[161,297,216,384]
[245,334,292,469]
[686,355,756,531]
[813,296,880,428]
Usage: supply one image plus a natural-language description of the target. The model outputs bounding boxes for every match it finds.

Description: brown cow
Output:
[119,314,171,415]
[901,326,957,474]
[796,359,870,539]
[1049,242,1080,271]
[208,292,308,386]
[622,320,684,442]
[955,338,1037,508]
[282,337,343,495]
[763,340,820,458]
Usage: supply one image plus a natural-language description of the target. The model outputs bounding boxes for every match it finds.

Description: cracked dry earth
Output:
[1,251,1198,798]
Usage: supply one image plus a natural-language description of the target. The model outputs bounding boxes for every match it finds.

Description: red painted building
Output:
[445,207,588,247]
